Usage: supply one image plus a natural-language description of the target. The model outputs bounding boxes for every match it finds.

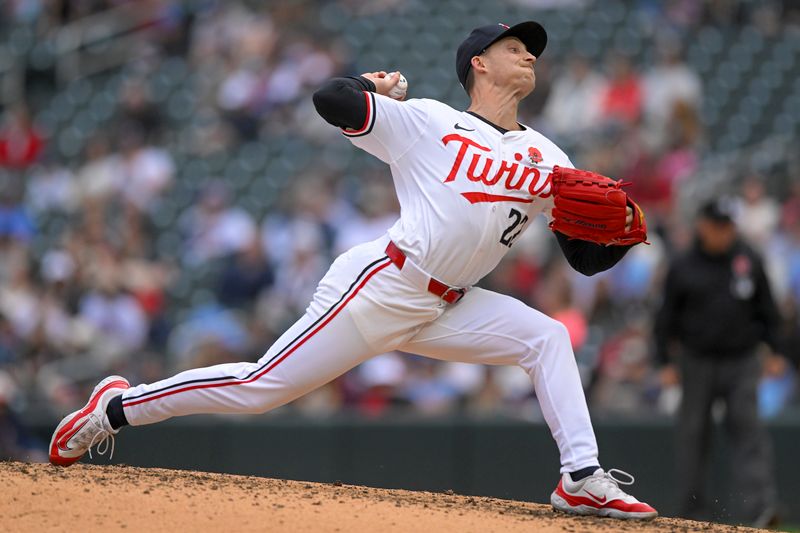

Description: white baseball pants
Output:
[121,234,599,473]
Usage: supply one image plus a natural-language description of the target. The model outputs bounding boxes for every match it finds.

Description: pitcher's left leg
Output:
[400,287,657,519]
[401,287,597,472]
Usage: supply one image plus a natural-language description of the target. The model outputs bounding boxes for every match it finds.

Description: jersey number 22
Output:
[500,208,528,247]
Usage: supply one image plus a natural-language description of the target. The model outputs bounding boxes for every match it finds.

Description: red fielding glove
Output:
[549,165,648,246]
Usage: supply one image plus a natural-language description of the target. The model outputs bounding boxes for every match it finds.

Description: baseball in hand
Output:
[388,72,407,100]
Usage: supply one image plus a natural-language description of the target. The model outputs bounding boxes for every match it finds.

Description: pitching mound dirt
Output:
[1,461,762,532]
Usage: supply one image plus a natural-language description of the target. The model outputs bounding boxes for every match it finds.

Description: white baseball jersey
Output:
[343,92,573,287]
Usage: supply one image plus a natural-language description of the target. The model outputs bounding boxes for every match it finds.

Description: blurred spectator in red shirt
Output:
[0,106,44,169]
[600,53,642,126]
[780,180,800,232]
[619,133,669,218]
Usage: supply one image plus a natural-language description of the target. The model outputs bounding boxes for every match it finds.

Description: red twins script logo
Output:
[441,134,552,204]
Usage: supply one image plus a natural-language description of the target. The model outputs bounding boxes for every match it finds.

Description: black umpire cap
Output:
[456,21,548,92]
[698,197,736,223]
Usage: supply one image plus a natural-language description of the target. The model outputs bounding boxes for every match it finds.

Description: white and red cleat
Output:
[551,468,658,520]
[49,375,130,467]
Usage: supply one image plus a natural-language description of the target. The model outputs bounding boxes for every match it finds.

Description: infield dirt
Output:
[1,461,765,532]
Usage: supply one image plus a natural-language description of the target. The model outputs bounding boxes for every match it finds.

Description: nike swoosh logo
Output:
[58,419,88,451]
[454,123,475,131]
[584,490,607,504]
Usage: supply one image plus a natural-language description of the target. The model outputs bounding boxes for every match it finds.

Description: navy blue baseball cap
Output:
[456,21,548,91]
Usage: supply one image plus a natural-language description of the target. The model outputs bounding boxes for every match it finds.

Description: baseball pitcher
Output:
[50,21,655,519]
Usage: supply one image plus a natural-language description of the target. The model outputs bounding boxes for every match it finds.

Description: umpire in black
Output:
[654,197,781,526]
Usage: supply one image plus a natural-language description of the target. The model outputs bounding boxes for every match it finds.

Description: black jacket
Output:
[654,239,781,363]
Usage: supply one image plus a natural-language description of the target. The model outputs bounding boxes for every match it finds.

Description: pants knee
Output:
[518,315,572,369]
[539,317,571,346]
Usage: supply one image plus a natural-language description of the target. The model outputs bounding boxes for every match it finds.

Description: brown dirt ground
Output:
[0,461,766,533]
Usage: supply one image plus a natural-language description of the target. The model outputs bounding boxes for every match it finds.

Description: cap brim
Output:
[488,21,547,58]
[702,213,735,224]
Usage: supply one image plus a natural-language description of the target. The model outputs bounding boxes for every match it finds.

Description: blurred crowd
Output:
[1,0,799,459]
